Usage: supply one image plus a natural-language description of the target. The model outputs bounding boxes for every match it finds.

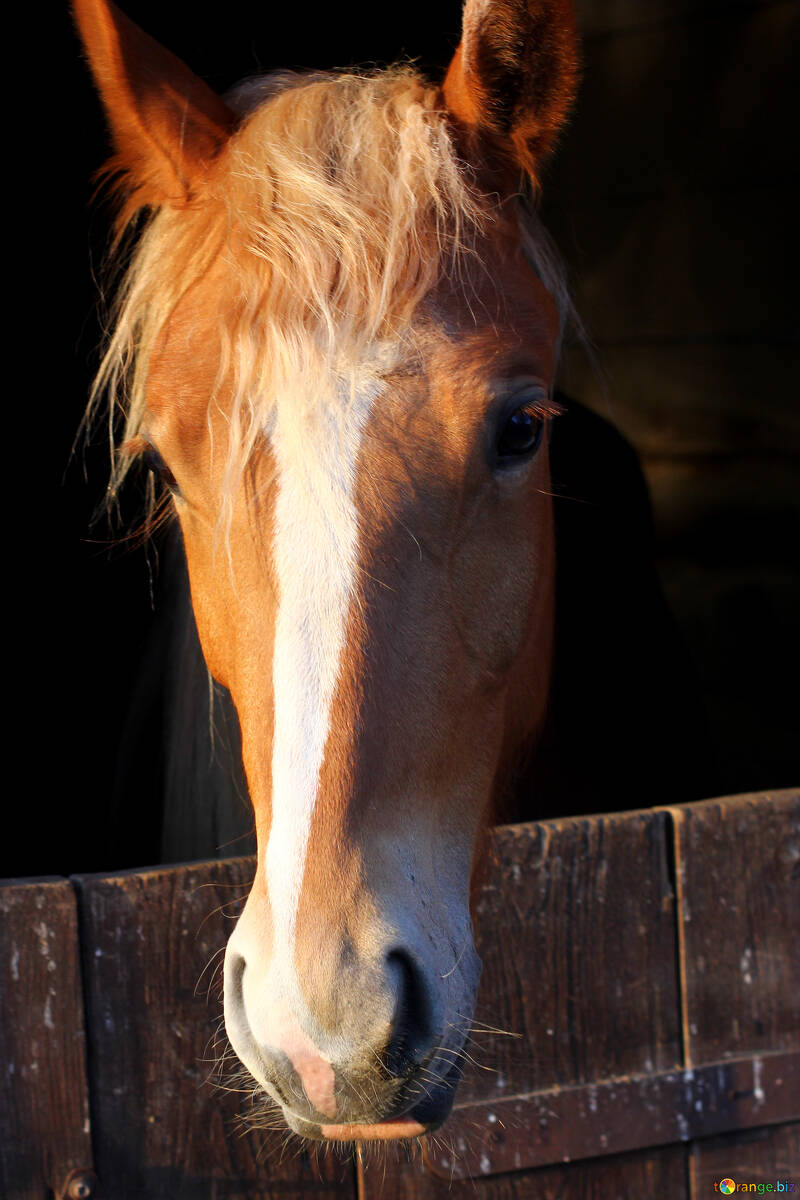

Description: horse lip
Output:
[320,1117,427,1140]
[278,1108,425,1142]
[318,1048,465,1141]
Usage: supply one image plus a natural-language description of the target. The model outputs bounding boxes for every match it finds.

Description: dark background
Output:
[10,1,797,878]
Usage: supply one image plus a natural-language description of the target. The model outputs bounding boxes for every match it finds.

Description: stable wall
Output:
[541,0,799,791]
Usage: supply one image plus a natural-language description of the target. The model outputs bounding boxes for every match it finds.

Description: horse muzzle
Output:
[222,921,480,1139]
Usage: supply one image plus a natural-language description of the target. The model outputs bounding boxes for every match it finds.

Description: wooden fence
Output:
[2,790,798,1199]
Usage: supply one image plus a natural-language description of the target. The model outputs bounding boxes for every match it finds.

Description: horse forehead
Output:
[145,220,556,421]
[430,254,561,359]
[144,253,559,520]
[266,305,556,521]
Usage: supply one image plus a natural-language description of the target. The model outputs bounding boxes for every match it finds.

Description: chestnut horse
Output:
[74,0,578,1142]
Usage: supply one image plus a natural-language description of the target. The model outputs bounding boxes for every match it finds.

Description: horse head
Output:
[74,0,578,1140]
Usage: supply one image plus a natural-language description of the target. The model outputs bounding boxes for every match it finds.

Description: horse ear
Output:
[73,0,235,212]
[442,0,579,184]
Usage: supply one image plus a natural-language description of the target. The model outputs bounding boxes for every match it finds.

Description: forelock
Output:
[88,66,570,534]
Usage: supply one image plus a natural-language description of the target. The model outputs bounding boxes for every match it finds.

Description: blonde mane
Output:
[88,65,570,528]
[89,70,481,512]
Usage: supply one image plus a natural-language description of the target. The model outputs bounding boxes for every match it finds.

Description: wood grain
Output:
[689,1121,800,1197]
[75,857,355,1199]
[0,877,93,1200]
[456,809,681,1107]
[670,790,800,1067]
[7,793,794,1196]
[357,1143,688,1200]
[423,1051,799,1179]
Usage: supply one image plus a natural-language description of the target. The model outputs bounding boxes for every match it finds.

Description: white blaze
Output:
[266,374,380,963]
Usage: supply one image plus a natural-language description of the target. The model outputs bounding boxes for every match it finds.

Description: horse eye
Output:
[142,445,179,493]
[496,404,545,460]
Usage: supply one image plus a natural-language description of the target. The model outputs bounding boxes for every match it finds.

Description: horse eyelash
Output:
[532,398,566,421]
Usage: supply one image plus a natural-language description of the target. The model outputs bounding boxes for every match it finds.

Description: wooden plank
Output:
[368,794,799,1193]
[670,791,800,1067]
[358,1143,688,1200]
[689,1120,800,1197]
[75,857,355,1200]
[0,877,94,1200]
[456,810,681,1108]
[422,1050,799,1179]
[370,808,683,1188]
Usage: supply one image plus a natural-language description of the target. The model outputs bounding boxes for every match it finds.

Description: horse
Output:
[73,0,582,1142]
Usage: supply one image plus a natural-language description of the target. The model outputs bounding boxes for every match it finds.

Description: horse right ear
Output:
[442,0,579,186]
[73,0,235,216]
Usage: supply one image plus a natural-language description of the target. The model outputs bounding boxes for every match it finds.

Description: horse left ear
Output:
[72,0,235,215]
[442,0,579,184]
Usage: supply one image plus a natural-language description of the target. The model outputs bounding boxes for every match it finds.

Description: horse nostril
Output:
[384,950,432,1078]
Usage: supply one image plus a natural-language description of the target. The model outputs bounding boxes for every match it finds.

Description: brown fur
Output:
[443,0,579,182]
[74,0,577,1142]
[73,0,234,224]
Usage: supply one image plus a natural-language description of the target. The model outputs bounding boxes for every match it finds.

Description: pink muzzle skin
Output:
[320,1118,427,1140]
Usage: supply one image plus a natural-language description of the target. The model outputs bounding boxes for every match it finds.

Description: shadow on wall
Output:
[541,0,800,796]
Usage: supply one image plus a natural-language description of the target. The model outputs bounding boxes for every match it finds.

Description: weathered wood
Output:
[457,810,681,1107]
[689,1121,800,1197]
[670,790,800,1067]
[358,1143,689,1200]
[0,877,93,1200]
[422,1050,800,1179]
[361,807,683,1192]
[75,857,355,1200]
[70,809,681,1194]
[378,792,799,1190]
[27,792,792,1196]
